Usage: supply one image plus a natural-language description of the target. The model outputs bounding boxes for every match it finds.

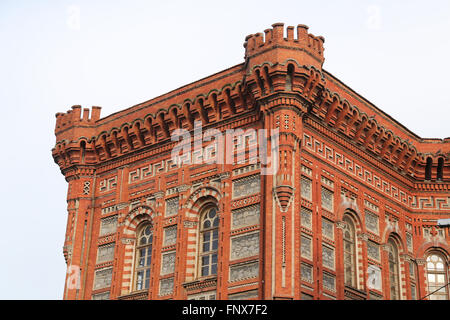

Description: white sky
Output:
[0,0,449,299]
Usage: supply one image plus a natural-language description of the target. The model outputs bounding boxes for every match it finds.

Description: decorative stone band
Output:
[183,220,198,228]
[117,290,149,300]
[177,184,191,193]
[183,277,218,292]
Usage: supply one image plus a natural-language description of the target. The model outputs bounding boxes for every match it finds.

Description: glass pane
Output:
[212,240,218,250]
[203,232,210,242]
[211,263,217,275]
[202,255,209,266]
[213,229,218,239]
[145,226,151,235]
[201,266,209,276]
[212,254,217,264]
[437,274,445,283]
[209,208,216,219]
[427,262,434,270]
[436,262,444,271]
[140,237,147,245]
[428,274,436,283]
[203,220,211,229]
[203,241,210,252]
[213,217,219,227]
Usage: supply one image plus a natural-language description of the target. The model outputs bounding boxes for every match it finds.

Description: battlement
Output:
[244,23,325,66]
[55,105,102,133]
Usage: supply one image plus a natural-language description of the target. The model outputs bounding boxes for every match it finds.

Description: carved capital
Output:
[336,221,346,230]
[178,184,191,193]
[357,233,369,242]
[121,238,135,245]
[416,259,426,266]
[154,191,165,199]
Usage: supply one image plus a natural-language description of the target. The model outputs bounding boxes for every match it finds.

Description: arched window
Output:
[426,253,449,300]
[134,224,153,291]
[286,64,295,91]
[388,239,400,300]
[409,260,419,300]
[425,157,433,181]
[199,206,219,277]
[343,216,356,287]
[437,157,444,181]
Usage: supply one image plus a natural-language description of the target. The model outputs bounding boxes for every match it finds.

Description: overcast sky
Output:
[0,0,449,299]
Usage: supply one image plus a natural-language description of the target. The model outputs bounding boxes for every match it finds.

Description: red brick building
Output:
[52,23,450,300]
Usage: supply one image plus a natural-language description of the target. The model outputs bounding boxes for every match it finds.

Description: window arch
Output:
[199,206,219,277]
[286,64,295,91]
[425,157,433,181]
[387,238,400,300]
[134,223,153,291]
[426,252,449,300]
[437,157,444,181]
[343,215,357,288]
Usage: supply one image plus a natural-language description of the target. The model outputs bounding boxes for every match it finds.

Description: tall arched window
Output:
[426,253,449,300]
[388,239,400,300]
[425,157,433,181]
[134,224,153,291]
[199,206,219,277]
[437,157,444,181]
[343,216,356,287]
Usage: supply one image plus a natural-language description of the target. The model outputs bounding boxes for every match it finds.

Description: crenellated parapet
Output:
[52,22,449,186]
[244,23,325,70]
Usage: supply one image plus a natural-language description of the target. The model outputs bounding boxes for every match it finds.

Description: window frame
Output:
[198,205,219,278]
[133,223,153,292]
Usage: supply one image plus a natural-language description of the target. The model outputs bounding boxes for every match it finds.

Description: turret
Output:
[244,23,325,70]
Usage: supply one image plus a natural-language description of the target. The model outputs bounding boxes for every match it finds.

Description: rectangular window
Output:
[301,177,312,201]
[300,207,312,230]
[232,204,260,229]
[322,218,334,240]
[365,210,379,234]
[160,251,176,275]
[322,245,335,270]
[301,263,313,283]
[367,241,380,261]
[301,234,312,260]
[165,197,179,217]
[91,292,110,300]
[323,272,336,292]
[93,267,113,290]
[163,225,177,246]
[99,215,118,237]
[321,188,334,212]
[232,175,260,199]
[159,277,174,296]
[229,261,259,282]
[230,232,260,260]
[96,243,115,264]
[406,232,413,252]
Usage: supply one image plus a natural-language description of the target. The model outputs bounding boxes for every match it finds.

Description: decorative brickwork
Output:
[52,22,449,300]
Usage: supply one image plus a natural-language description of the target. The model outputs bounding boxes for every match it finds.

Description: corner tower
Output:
[242,23,327,299]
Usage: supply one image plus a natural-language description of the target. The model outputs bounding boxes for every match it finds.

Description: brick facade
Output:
[52,23,450,300]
